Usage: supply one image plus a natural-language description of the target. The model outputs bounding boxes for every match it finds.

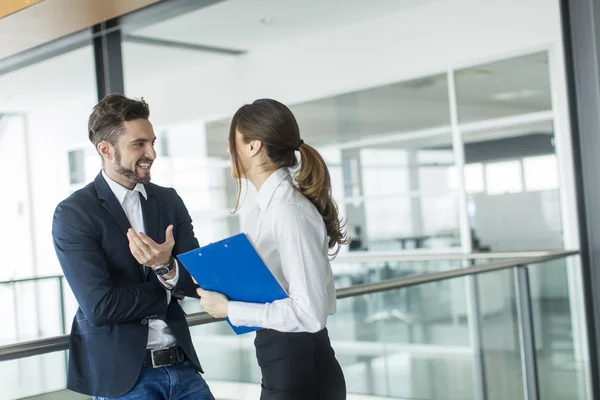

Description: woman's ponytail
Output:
[296,143,348,257]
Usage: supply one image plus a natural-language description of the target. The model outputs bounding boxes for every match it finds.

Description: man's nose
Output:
[146,146,156,160]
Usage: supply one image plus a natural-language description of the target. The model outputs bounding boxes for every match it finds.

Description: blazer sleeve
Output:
[52,201,168,327]
[171,189,201,299]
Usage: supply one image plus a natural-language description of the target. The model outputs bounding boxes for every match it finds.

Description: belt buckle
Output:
[150,348,171,368]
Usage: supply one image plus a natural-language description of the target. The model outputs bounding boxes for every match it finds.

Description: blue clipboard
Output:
[177,233,288,335]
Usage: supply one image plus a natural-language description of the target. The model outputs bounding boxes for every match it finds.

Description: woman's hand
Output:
[197,288,230,318]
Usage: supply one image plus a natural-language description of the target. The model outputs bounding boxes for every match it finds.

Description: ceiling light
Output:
[493,89,542,101]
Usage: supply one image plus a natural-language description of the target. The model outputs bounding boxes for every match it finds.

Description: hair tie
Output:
[295,139,304,151]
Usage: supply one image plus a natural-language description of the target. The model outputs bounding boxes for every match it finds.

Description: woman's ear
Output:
[248,140,263,157]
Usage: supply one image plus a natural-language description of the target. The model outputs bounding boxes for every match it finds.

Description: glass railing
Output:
[0,250,588,400]
[0,275,71,346]
[188,253,588,400]
[0,251,554,348]
[0,351,69,399]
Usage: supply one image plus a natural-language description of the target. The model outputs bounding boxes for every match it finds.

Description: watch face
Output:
[155,266,170,276]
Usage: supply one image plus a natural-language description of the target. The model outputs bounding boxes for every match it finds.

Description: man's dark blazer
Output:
[52,172,202,398]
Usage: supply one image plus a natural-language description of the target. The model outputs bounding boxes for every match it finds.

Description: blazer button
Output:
[141,318,148,325]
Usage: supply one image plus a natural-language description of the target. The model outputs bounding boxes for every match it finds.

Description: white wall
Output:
[0,116,33,279]
[26,103,96,277]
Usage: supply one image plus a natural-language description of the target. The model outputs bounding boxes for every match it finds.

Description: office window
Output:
[523,155,559,191]
[485,160,523,195]
[68,149,85,185]
[465,163,485,193]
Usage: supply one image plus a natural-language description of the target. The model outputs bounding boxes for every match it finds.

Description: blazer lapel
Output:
[141,186,158,281]
[95,173,131,236]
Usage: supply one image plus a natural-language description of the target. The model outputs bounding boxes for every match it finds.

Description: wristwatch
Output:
[154,256,175,276]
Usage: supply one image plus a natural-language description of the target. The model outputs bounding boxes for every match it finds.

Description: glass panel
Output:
[288,74,451,145]
[0,277,68,345]
[464,120,563,252]
[475,269,525,400]
[528,256,588,400]
[0,46,97,283]
[341,124,458,252]
[455,52,552,123]
[346,194,460,252]
[123,3,455,259]
[0,351,68,400]
[2,256,588,400]
[332,280,473,399]
[67,149,85,185]
[190,278,475,400]
[0,45,97,356]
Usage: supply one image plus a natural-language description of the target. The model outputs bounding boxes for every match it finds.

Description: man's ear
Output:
[97,141,113,161]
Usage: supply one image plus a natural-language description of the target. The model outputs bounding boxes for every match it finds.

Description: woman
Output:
[197,98,347,400]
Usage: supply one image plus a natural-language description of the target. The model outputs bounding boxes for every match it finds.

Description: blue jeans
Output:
[93,361,214,400]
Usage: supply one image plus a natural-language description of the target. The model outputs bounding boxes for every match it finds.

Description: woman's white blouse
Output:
[227,168,337,333]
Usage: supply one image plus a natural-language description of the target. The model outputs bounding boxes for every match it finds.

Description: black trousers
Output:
[254,327,346,400]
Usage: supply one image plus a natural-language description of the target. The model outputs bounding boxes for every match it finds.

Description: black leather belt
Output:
[144,346,186,368]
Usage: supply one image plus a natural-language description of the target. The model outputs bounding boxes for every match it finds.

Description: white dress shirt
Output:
[101,170,179,349]
[228,168,337,333]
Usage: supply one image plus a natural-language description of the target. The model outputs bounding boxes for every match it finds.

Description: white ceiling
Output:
[131,0,435,51]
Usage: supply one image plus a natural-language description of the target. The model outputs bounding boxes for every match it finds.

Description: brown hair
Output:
[88,94,150,148]
[229,98,348,256]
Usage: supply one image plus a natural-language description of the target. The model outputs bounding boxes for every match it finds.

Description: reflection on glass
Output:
[456,52,551,123]
[341,123,456,251]
[529,256,588,400]
[349,194,460,252]
[464,120,562,252]
[289,73,451,145]
[360,149,410,196]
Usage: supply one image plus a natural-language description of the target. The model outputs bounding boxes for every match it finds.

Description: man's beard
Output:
[113,147,152,184]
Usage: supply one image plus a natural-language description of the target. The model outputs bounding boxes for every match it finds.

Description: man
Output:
[52,94,214,399]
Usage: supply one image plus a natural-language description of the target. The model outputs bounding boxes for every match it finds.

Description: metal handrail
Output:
[0,249,579,362]
[0,274,64,285]
[332,249,566,264]
[0,250,568,286]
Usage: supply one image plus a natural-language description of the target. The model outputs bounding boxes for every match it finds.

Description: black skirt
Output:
[254,327,346,400]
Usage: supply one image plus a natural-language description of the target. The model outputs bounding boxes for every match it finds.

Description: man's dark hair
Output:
[88,94,150,147]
